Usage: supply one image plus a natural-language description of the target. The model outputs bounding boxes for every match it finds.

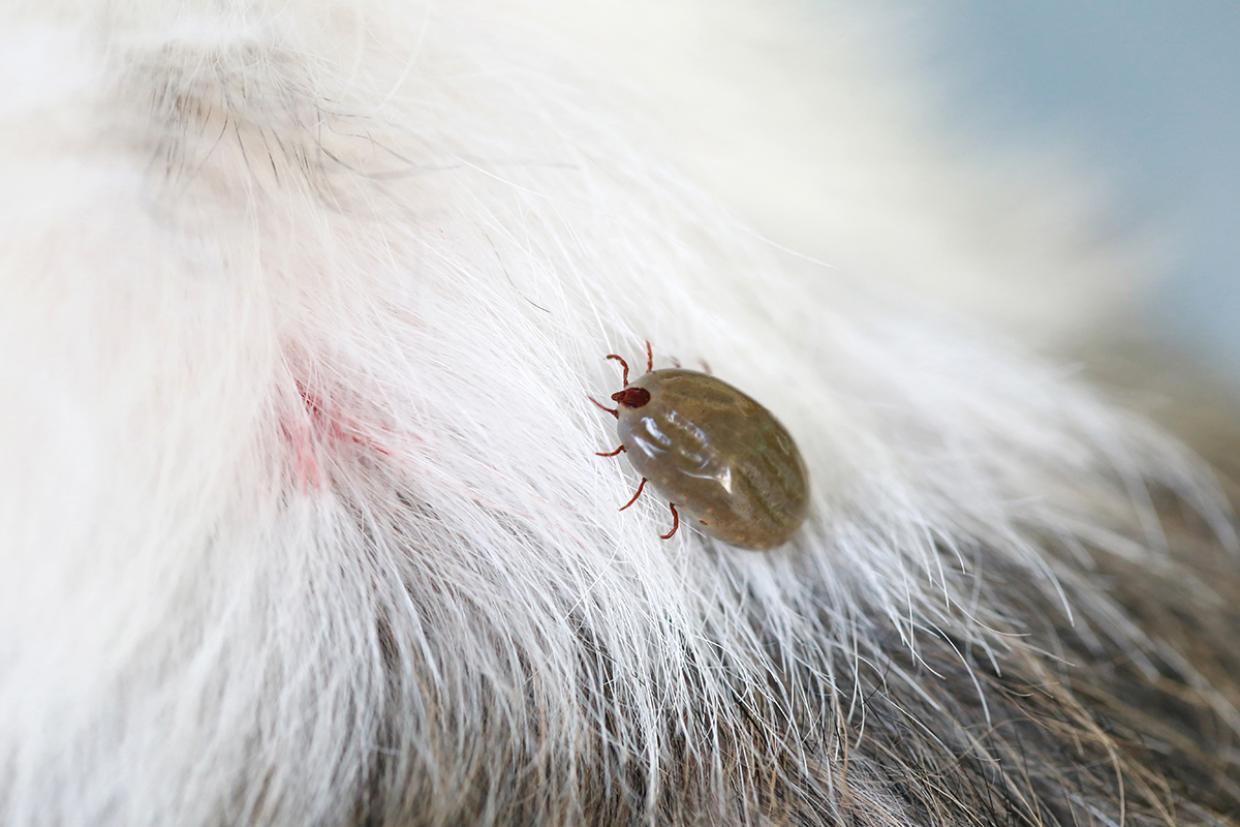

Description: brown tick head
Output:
[610,387,651,409]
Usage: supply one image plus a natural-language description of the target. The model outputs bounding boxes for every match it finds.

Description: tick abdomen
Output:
[616,369,809,549]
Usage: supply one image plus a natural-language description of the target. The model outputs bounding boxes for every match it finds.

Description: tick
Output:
[591,341,810,550]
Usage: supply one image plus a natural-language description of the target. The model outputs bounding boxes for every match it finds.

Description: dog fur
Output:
[1,2,1237,825]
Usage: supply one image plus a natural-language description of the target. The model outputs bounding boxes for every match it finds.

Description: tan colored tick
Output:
[591,341,810,550]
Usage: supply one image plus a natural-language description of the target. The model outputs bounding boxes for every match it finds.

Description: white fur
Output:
[0,2,1233,825]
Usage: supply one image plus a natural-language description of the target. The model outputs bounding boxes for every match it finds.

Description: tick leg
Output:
[619,477,646,511]
[699,358,712,375]
[589,396,619,419]
[645,340,653,373]
[659,503,680,540]
[595,444,626,458]
[605,353,630,386]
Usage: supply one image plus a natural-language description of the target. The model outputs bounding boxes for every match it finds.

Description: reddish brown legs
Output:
[595,444,626,458]
[699,358,712,375]
[616,478,678,540]
[593,341,654,418]
[606,353,630,386]
[619,477,646,511]
[660,503,680,540]
[589,396,618,418]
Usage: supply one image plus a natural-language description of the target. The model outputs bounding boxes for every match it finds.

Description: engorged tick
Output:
[590,341,810,550]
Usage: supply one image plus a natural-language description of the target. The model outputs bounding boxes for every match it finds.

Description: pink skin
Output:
[285,381,390,490]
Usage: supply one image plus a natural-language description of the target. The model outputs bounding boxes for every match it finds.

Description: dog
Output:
[2,2,1236,824]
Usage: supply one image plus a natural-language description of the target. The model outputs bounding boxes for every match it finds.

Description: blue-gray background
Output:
[925,3,1238,385]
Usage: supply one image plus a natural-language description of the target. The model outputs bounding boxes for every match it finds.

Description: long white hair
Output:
[2,2,1236,824]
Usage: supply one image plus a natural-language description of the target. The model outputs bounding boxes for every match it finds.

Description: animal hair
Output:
[1,1,1237,825]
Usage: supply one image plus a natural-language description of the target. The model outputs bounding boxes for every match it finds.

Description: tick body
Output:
[593,344,810,550]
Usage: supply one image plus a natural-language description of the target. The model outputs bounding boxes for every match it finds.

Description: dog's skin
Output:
[2,2,1237,825]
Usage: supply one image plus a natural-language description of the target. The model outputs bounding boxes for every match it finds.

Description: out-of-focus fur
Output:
[1,1,1237,825]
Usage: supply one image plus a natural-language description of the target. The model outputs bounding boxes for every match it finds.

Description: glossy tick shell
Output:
[616,369,810,550]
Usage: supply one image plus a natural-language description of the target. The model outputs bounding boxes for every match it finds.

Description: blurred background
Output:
[925,2,1239,389]
[550,1,1238,434]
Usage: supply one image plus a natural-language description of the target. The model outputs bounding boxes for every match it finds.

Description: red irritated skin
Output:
[613,369,810,550]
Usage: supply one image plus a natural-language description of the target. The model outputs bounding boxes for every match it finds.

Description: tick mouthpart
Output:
[610,387,652,409]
